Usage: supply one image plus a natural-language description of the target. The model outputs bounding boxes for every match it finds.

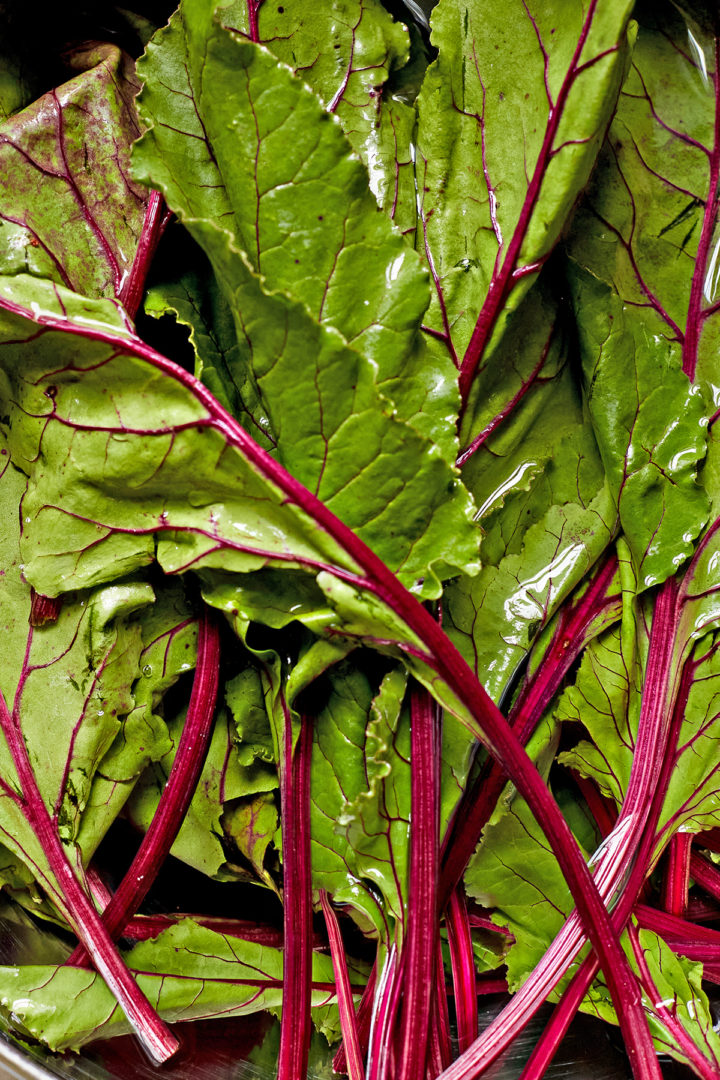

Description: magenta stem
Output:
[119,191,171,320]
[430,938,453,1074]
[29,588,63,626]
[636,903,720,961]
[116,912,288,946]
[517,623,697,1080]
[368,948,403,1080]
[661,832,693,917]
[397,686,440,1080]
[334,961,377,1075]
[68,608,220,966]
[447,887,478,1054]
[321,892,366,1080]
[0,685,178,1063]
[438,576,683,1080]
[277,711,313,1080]
[690,851,720,902]
[246,0,261,42]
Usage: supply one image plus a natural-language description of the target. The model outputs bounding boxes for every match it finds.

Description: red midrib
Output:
[683,36,720,381]
[458,0,600,405]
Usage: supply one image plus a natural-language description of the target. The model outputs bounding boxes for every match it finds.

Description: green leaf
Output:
[226,663,276,766]
[143,230,274,451]
[221,625,383,917]
[557,631,639,807]
[218,0,419,232]
[0,275,477,606]
[443,283,616,703]
[222,790,279,887]
[0,39,43,121]
[0,895,72,967]
[413,0,633,400]
[0,846,54,925]
[556,545,645,807]
[308,652,475,936]
[653,630,720,842]
[309,658,474,952]
[309,658,391,934]
[0,919,343,1051]
[464,772,576,991]
[0,45,148,300]
[445,482,615,704]
[132,4,461,461]
[567,3,720,393]
[456,285,570,522]
[339,665,410,931]
[559,537,720,845]
[566,5,720,589]
[126,704,275,880]
[190,221,474,573]
[75,580,195,862]
[569,267,709,590]
[0,434,163,916]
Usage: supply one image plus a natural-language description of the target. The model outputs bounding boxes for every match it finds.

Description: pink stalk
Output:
[85,865,114,908]
[334,961,376,1075]
[397,686,441,1080]
[320,892,365,1080]
[662,832,693,917]
[636,904,720,962]
[118,191,172,321]
[277,711,313,1080]
[430,939,453,1073]
[246,0,263,43]
[68,609,220,966]
[686,897,720,923]
[367,948,402,1080]
[0,294,659,1076]
[467,911,512,940]
[117,912,289,946]
[0,686,178,1062]
[474,977,508,995]
[690,852,720,903]
[696,827,720,854]
[447,887,478,1053]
